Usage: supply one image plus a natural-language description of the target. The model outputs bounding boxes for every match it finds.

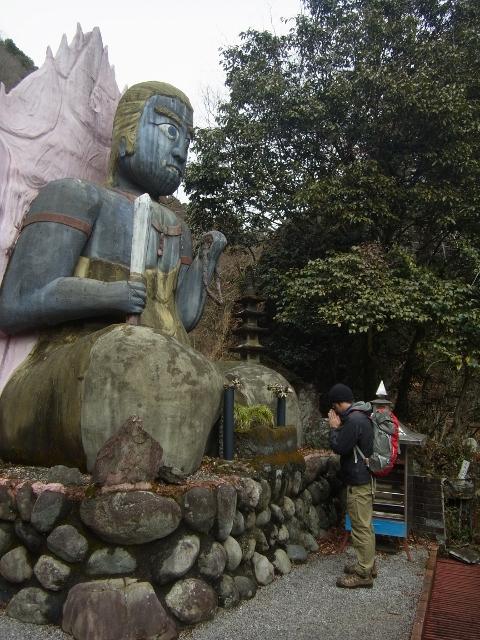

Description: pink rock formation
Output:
[0,24,121,391]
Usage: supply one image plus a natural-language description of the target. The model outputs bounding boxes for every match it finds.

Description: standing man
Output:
[328,383,376,588]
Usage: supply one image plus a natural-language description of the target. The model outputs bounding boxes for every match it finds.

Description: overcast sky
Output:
[1,0,303,125]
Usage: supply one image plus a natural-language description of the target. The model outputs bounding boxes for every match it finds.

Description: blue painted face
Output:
[119,94,192,197]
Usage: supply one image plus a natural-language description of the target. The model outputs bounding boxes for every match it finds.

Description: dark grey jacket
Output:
[329,401,373,485]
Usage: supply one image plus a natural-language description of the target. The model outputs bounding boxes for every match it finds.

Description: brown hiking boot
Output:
[336,572,374,589]
[344,560,378,578]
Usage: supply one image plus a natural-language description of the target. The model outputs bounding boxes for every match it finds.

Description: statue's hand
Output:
[197,231,227,306]
[199,230,228,258]
[176,230,227,331]
[105,280,147,315]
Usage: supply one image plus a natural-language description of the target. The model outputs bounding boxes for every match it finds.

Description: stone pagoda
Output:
[230,272,267,363]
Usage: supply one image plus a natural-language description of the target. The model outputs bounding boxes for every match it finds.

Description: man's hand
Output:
[328,409,341,429]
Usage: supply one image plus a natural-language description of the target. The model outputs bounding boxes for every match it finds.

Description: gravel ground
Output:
[0,617,69,640]
[0,547,428,640]
[180,547,429,640]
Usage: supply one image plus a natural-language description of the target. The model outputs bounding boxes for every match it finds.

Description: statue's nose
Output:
[172,144,187,163]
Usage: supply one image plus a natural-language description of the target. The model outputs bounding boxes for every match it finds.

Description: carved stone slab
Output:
[93,416,164,487]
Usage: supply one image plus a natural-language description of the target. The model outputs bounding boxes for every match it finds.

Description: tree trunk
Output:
[395,327,423,421]
[362,329,376,400]
[453,363,471,434]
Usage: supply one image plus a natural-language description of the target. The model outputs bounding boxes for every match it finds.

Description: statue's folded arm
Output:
[0,178,145,334]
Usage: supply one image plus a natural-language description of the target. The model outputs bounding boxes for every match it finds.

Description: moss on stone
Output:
[247,425,296,445]
[0,324,116,469]
[247,450,306,470]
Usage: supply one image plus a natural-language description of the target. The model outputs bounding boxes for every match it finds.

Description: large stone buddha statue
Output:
[0,82,227,474]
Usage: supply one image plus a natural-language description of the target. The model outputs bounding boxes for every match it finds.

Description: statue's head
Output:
[108,81,193,197]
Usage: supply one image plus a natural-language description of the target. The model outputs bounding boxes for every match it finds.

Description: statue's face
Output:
[119,94,192,196]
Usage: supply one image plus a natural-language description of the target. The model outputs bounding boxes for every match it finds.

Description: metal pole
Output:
[277,396,286,427]
[223,386,235,460]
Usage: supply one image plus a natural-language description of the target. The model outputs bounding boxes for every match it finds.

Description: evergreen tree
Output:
[186,0,480,429]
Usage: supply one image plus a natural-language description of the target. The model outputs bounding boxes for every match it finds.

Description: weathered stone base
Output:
[0,452,341,639]
[234,425,298,458]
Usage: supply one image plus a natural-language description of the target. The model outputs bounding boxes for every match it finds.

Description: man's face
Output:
[120,94,192,196]
[332,402,342,415]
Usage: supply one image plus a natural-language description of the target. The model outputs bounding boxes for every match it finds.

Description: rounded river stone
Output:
[257,479,272,512]
[0,522,14,555]
[47,524,88,562]
[182,487,216,533]
[0,486,16,521]
[278,524,289,544]
[286,544,308,563]
[165,578,217,624]
[31,491,70,534]
[252,527,269,553]
[244,511,256,530]
[291,471,302,496]
[0,546,32,583]
[273,548,292,575]
[198,542,226,580]
[34,555,71,591]
[234,575,257,599]
[7,587,61,625]
[316,504,330,530]
[282,496,295,519]
[236,478,261,511]
[15,483,35,522]
[46,465,85,486]
[301,488,313,507]
[252,552,274,586]
[215,484,237,541]
[216,574,240,608]
[294,498,306,522]
[153,534,200,584]
[80,491,181,544]
[14,520,44,553]
[86,547,137,576]
[270,503,284,524]
[306,505,321,537]
[304,453,329,483]
[256,508,271,527]
[299,531,319,552]
[62,578,177,640]
[222,536,242,571]
[238,534,256,562]
[230,511,245,536]
[308,478,331,505]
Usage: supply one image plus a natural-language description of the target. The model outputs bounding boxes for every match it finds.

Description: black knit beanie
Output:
[328,383,354,404]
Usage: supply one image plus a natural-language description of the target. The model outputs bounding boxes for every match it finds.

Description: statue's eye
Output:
[158,123,179,141]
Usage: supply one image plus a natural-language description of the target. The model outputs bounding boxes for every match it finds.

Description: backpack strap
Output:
[354,445,370,468]
[349,409,372,469]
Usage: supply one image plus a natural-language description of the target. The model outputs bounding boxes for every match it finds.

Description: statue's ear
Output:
[118,137,127,159]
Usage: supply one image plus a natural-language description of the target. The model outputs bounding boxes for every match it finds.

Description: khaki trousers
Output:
[347,482,376,577]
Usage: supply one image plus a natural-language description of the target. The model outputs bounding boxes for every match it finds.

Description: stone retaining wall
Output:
[0,453,341,640]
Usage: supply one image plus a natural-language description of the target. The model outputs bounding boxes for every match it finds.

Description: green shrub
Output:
[233,404,274,433]
[1,38,36,70]
[445,503,472,545]
[412,434,475,478]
